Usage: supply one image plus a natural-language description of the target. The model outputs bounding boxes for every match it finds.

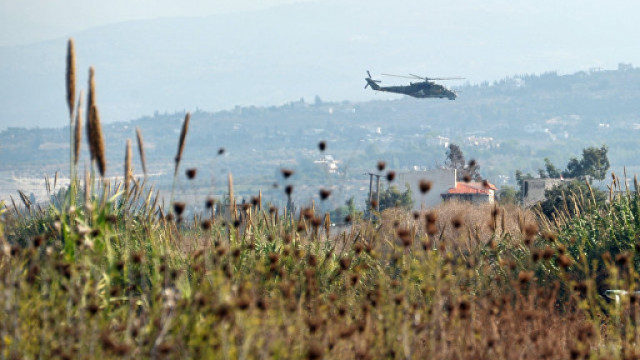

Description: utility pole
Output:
[366,173,381,218]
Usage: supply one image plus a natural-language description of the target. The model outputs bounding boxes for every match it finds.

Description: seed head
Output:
[319,188,331,200]
[135,127,147,176]
[451,215,464,229]
[396,228,412,247]
[425,211,438,224]
[86,67,96,160]
[66,38,76,116]
[285,185,294,196]
[370,199,378,209]
[419,179,432,194]
[89,105,106,177]
[306,342,323,360]
[201,220,212,230]
[174,112,190,176]
[73,92,83,165]
[339,257,351,271]
[173,202,186,216]
[185,168,197,179]
[318,140,326,151]
[386,171,396,182]
[377,161,386,171]
[281,168,294,179]
[518,271,534,284]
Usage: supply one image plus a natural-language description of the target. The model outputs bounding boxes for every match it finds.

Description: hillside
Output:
[2,66,640,207]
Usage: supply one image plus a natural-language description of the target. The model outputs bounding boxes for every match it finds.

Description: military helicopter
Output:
[364,71,463,100]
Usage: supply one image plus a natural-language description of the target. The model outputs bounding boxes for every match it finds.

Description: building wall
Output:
[522,179,563,207]
[396,169,456,210]
[442,193,492,204]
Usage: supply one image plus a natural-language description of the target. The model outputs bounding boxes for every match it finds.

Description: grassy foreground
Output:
[2,177,640,359]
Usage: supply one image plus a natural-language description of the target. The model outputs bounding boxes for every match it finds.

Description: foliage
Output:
[544,157,562,178]
[378,183,413,211]
[329,196,361,224]
[445,143,481,181]
[538,179,607,220]
[562,145,610,180]
[497,185,519,205]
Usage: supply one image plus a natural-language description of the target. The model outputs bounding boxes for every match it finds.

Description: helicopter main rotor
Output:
[381,73,465,81]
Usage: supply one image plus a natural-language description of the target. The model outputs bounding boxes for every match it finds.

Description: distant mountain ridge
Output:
[0,0,638,129]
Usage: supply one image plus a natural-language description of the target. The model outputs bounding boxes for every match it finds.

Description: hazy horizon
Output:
[1,0,640,129]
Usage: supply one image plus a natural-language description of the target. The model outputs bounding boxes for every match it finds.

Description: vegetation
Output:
[445,143,482,181]
[378,183,413,211]
[5,39,640,360]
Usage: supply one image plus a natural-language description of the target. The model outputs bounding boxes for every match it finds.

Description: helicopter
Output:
[364,71,463,100]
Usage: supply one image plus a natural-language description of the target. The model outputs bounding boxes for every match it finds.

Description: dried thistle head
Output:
[419,179,432,194]
[174,112,190,176]
[173,202,186,216]
[386,171,396,182]
[518,270,534,284]
[66,38,76,116]
[285,185,294,196]
[396,228,413,247]
[339,257,351,271]
[319,188,331,200]
[377,160,386,171]
[185,168,197,180]
[281,168,294,179]
[451,214,464,229]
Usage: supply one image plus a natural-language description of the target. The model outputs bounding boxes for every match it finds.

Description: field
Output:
[4,39,640,360]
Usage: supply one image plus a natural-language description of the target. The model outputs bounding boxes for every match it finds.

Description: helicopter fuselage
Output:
[377,81,456,100]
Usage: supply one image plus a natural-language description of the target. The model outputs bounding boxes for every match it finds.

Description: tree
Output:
[498,185,519,205]
[378,183,413,211]
[445,143,481,181]
[330,197,361,224]
[544,158,562,178]
[581,145,610,180]
[445,144,465,171]
[562,145,609,181]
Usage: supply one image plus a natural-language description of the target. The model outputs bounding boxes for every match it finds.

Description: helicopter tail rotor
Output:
[365,70,381,89]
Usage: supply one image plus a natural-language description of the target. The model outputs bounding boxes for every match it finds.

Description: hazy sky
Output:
[3,0,640,129]
[0,0,310,46]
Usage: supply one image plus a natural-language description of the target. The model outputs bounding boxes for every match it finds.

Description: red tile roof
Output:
[446,181,496,195]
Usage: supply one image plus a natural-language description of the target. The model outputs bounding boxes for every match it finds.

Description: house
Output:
[441,181,497,204]
[396,169,457,210]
